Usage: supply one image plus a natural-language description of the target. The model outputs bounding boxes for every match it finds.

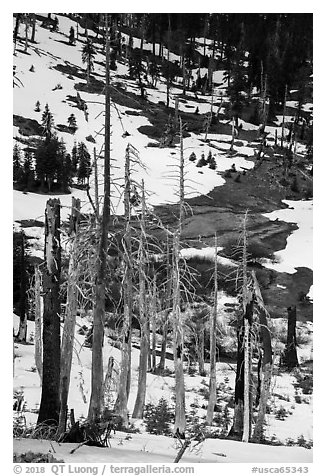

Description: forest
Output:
[13,13,313,464]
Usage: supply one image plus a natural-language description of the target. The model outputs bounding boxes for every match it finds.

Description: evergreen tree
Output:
[77,142,91,185]
[41,103,54,140]
[67,113,77,132]
[13,144,22,183]
[69,26,75,45]
[34,100,41,112]
[55,139,72,191]
[147,55,160,88]
[128,49,146,98]
[82,38,96,86]
[52,16,59,32]
[22,150,34,190]
[35,136,59,191]
[71,142,78,175]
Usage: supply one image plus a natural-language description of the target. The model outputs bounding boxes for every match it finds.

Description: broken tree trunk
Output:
[206,235,218,425]
[37,199,61,426]
[251,271,273,443]
[283,306,299,369]
[58,197,81,437]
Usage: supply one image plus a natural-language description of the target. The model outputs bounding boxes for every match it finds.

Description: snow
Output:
[262,200,313,275]
[11,15,314,465]
[13,435,312,463]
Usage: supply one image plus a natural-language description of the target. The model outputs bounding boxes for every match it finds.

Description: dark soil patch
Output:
[13,115,43,136]
[56,124,75,134]
[16,219,44,228]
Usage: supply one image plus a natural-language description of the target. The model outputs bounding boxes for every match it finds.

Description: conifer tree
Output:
[13,144,22,183]
[77,142,91,185]
[82,38,96,86]
[71,142,78,174]
[35,100,41,112]
[22,150,34,190]
[128,49,146,98]
[67,113,77,132]
[41,103,54,140]
[69,26,75,45]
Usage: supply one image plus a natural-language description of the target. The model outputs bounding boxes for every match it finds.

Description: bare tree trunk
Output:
[24,17,29,53]
[30,13,36,42]
[88,15,111,423]
[58,197,81,437]
[114,144,132,426]
[17,232,27,343]
[93,147,99,217]
[283,306,299,369]
[103,356,114,408]
[37,199,61,426]
[198,329,205,376]
[242,213,251,443]
[34,265,43,383]
[132,181,149,418]
[230,117,235,151]
[281,85,288,149]
[206,235,218,425]
[173,118,186,437]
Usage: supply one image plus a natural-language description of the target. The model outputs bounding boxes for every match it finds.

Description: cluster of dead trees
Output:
[14,14,301,446]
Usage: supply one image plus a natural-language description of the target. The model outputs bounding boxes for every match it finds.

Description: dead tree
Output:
[242,213,252,443]
[58,197,81,437]
[283,306,299,369]
[34,265,43,383]
[37,199,61,426]
[251,271,273,443]
[132,180,149,418]
[114,144,133,426]
[173,117,186,438]
[206,235,218,425]
[17,231,27,343]
[281,85,288,149]
[88,15,111,423]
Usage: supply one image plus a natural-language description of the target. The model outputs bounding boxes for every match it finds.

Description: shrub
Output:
[274,406,289,420]
[13,452,64,463]
[143,398,174,436]
[285,435,313,449]
[293,370,313,395]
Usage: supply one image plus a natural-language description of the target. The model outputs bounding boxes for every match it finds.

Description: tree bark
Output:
[132,181,149,418]
[173,118,186,437]
[114,144,132,426]
[251,268,273,442]
[34,265,43,383]
[17,231,27,343]
[58,197,81,436]
[206,235,218,425]
[283,306,299,369]
[37,199,61,426]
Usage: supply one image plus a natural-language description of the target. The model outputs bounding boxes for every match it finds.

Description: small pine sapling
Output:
[189,152,197,162]
[34,100,41,112]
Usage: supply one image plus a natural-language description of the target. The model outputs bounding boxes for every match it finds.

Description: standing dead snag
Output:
[206,235,218,425]
[251,271,273,443]
[37,198,61,426]
[283,306,299,369]
[34,265,43,383]
[58,197,81,437]
[173,117,186,438]
[132,180,149,418]
[88,14,111,424]
[114,144,133,426]
[17,231,27,343]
